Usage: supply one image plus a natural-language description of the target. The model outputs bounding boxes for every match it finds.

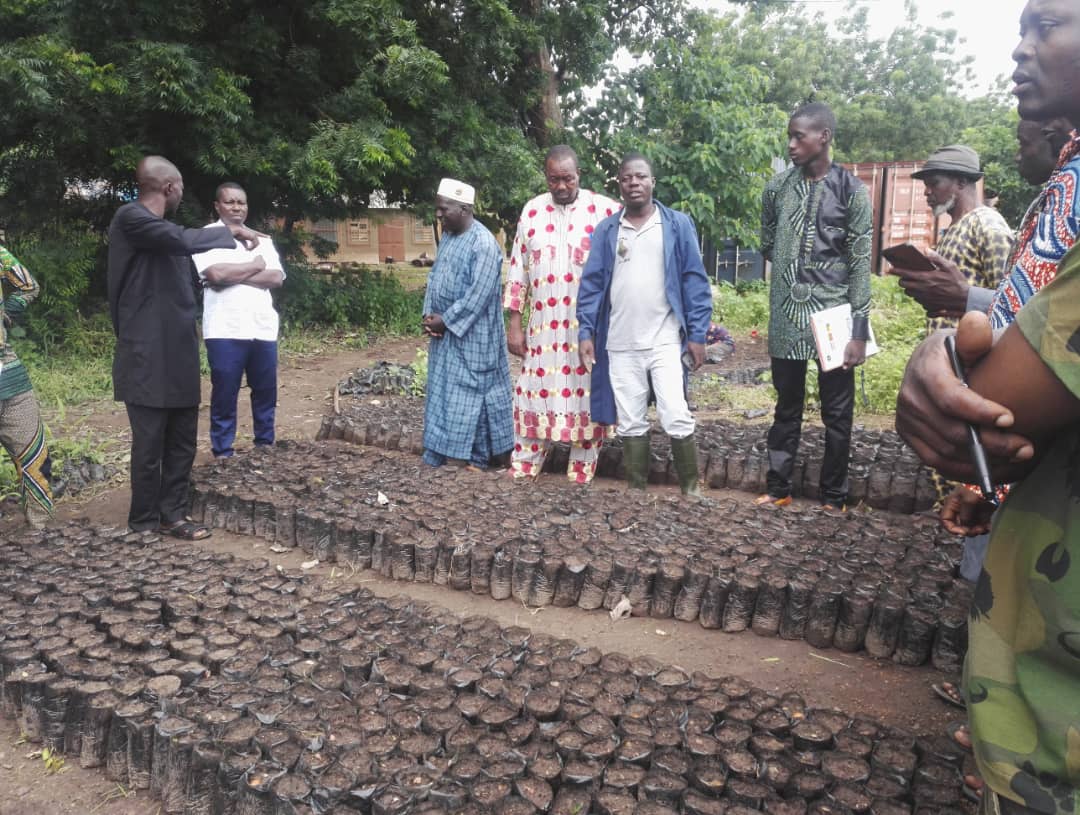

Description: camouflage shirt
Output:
[964,242,1080,815]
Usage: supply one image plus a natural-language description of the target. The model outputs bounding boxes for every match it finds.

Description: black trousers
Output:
[125,403,198,531]
[765,357,854,505]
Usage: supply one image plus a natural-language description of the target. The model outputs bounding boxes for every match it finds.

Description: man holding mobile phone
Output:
[891,145,1013,327]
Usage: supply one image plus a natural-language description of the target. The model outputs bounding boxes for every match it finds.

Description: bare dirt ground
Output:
[0,335,968,814]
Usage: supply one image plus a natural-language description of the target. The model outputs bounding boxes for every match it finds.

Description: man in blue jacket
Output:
[577,152,713,495]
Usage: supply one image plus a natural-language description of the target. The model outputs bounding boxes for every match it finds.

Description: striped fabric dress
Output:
[0,245,52,525]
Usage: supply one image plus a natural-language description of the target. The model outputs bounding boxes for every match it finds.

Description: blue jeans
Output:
[205,339,277,457]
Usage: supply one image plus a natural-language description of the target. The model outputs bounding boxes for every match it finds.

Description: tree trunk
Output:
[526,0,563,146]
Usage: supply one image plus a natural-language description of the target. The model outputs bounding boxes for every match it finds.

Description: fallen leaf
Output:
[761,657,781,663]
[301,559,319,570]
[609,595,632,621]
[269,545,290,553]
[808,652,851,668]
[655,629,668,636]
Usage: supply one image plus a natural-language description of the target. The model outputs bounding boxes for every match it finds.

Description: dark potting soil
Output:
[191,442,970,667]
[0,519,966,815]
[320,394,938,512]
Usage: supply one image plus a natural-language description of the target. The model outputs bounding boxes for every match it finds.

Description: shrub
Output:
[711,280,769,334]
[276,261,425,335]
[6,225,98,353]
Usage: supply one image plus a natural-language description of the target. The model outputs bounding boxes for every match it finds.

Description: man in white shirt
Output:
[192,182,285,458]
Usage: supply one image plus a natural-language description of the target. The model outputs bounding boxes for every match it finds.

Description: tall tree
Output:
[573,10,786,248]
[717,0,982,162]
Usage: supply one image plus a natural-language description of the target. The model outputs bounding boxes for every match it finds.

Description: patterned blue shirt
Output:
[422,221,513,463]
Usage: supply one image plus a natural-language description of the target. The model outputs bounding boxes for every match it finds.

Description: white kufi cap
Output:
[437,178,475,205]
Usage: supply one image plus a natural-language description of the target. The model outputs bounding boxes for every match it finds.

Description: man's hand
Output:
[579,338,596,370]
[895,313,1034,482]
[204,256,265,290]
[940,486,995,536]
[422,314,446,338]
[686,341,705,371]
[891,250,969,318]
[842,338,867,370]
[507,320,527,358]
[228,224,261,251]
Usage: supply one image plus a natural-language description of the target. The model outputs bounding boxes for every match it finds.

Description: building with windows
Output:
[301,208,437,267]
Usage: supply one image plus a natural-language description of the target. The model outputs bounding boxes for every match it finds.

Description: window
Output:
[309,220,338,241]
[413,217,434,244]
[347,219,371,245]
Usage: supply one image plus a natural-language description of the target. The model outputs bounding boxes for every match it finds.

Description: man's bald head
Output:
[136,156,184,214]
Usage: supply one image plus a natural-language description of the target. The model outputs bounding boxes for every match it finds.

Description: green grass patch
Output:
[691,372,776,415]
[17,314,115,409]
[386,264,431,292]
[709,275,925,416]
[712,280,769,335]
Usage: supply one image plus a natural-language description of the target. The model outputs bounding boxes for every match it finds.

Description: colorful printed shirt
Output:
[0,245,39,401]
[761,164,872,360]
[504,189,619,442]
[965,243,1080,815]
[929,205,1014,332]
[989,135,1080,329]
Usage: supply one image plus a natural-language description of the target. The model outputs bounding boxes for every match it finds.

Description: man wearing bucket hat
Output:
[897,146,1014,510]
[892,145,1012,332]
[420,178,514,470]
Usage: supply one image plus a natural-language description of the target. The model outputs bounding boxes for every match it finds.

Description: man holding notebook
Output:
[756,102,871,511]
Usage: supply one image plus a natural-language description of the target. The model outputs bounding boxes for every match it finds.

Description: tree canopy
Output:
[0,0,1032,339]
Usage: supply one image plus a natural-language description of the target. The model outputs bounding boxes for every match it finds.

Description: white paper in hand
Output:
[810,303,879,372]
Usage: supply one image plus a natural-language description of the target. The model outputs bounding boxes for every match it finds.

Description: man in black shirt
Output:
[108,156,259,538]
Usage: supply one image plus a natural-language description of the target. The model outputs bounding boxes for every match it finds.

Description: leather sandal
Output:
[158,520,212,541]
[754,494,792,507]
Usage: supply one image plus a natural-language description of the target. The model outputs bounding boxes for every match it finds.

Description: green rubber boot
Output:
[620,435,650,490]
[671,433,702,497]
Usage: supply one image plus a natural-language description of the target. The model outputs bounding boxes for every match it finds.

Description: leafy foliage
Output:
[575,11,785,248]
[958,108,1041,228]
[712,280,770,335]
[0,0,1029,357]
[408,348,429,397]
[4,227,98,351]
[712,275,924,416]
[276,261,424,336]
[717,1,982,163]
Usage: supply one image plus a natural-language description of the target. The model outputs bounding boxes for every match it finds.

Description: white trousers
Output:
[608,343,695,439]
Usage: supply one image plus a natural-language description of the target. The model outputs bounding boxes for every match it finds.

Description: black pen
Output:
[943,335,998,505]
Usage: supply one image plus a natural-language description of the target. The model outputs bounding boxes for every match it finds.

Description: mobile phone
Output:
[881,243,937,272]
[681,350,695,369]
